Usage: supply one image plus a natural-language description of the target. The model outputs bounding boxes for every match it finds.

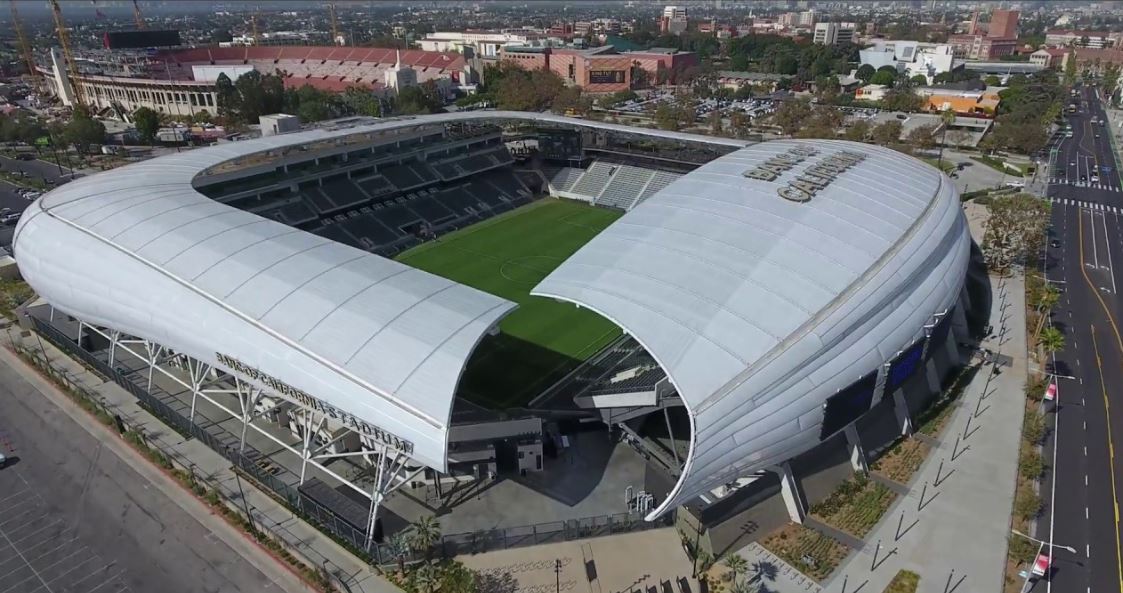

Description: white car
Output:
[1092,174,1100,183]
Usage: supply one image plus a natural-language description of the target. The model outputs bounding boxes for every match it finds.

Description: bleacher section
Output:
[550,161,683,211]
[570,162,616,199]
[595,166,655,210]
[547,167,585,193]
[432,147,515,182]
[639,171,680,202]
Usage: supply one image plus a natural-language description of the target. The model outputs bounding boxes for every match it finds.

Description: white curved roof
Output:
[13,112,746,471]
[532,139,971,518]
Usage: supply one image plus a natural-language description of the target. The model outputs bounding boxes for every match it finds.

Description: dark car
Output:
[1081,174,1088,182]
[1051,240,1061,248]
[15,153,33,161]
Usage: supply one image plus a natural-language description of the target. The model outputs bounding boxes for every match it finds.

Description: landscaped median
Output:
[758,523,851,582]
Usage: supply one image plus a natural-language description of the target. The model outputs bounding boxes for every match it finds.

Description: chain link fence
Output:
[25,317,672,566]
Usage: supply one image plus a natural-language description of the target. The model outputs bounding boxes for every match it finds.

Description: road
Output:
[1039,82,1123,593]
[0,353,303,593]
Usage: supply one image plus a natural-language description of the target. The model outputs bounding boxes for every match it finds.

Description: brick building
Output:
[499,46,698,92]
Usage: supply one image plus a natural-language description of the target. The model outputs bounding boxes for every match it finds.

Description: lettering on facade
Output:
[214,352,415,454]
[743,146,819,182]
[775,150,867,203]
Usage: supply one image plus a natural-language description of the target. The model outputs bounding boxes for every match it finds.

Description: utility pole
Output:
[554,559,561,593]
[132,0,145,29]
[49,0,86,108]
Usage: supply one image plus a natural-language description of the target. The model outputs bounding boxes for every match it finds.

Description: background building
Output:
[660,5,688,35]
[988,9,1019,39]
[859,40,956,84]
[813,22,856,46]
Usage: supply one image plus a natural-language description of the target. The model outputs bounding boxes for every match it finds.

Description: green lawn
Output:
[397,199,622,408]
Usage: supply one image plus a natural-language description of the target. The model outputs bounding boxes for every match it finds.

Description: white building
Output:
[813,22,856,46]
[259,113,300,136]
[417,30,543,58]
[859,40,956,85]
[384,51,418,93]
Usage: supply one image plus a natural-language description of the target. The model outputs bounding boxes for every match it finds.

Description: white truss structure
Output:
[72,314,425,550]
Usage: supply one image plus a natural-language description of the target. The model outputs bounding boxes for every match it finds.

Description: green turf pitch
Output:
[396,199,622,408]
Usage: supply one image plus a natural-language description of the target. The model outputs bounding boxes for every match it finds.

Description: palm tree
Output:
[723,554,749,583]
[1040,326,1066,354]
[938,108,957,168]
[409,515,442,560]
[1034,284,1061,338]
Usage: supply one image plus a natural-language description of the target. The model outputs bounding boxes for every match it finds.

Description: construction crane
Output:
[329,3,340,46]
[49,0,85,108]
[132,0,145,29]
[250,12,260,45]
[8,0,38,83]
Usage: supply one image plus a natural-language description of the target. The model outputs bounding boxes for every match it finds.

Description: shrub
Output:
[1015,489,1042,520]
[1023,411,1047,444]
[1008,535,1039,564]
[1019,450,1045,478]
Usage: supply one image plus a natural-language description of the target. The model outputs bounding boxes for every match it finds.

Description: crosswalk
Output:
[1046,197,1123,212]
[1048,179,1121,191]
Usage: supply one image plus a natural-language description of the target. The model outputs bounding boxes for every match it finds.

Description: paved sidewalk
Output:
[734,273,1027,593]
[3,326,401,593]
[821,273,1026,593]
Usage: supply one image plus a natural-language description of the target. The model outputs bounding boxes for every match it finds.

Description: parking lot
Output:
[0,478,129,593]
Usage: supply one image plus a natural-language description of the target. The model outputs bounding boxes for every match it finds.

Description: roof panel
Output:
[533,139,966,519]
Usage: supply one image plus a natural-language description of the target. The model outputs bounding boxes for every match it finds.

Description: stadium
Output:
[12,111,988,558]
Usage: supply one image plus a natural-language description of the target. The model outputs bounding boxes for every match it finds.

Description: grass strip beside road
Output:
[971,155,1025,177]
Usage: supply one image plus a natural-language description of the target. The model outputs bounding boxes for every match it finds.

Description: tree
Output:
[770,98,812,135]
[1040,326,1065,354]
[654,103,682,131]
[844,119,871,142]
[1105,63,1122,96]
[1064,53,1078,86]
[882,86,924,112]
[439,561,478,593]
[870,70,896,86]
[396,81,444,114]
[856,64,876,83]
[723,555,749,583]
[1033,283,1061,338]
[815,75,841,102]
[408,515,441,560]
[411,562,439,593]
[981,194,1051,272]
[871,120,903,145]
[910,74,929,85]
[387,531,410,574]
[133,107,160,144]
[63,110,106,153]
[729,111,751,138]
[340,86,382,117]
[985,75,1002,86]
[550,85,586,115]
[906,123,938,150]
[214,72,239,120]
[937,108,957,166]
[708,111,724,135]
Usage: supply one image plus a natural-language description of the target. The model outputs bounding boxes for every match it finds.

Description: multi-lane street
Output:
[1039,83,1123,593]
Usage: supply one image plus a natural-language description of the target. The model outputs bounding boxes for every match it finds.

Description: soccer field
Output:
[397,199,622,409]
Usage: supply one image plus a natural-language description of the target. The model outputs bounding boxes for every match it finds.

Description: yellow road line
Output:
[1079,212,1123,592]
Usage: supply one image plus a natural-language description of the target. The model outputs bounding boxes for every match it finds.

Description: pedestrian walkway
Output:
[820,273,1027,593]
[1,325,402,593]
[1043,196,1123,212]
[1047,179,1120,191]
[734,273,1028,593]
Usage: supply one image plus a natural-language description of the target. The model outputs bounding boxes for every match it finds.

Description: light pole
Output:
[1010,528,1077,554]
